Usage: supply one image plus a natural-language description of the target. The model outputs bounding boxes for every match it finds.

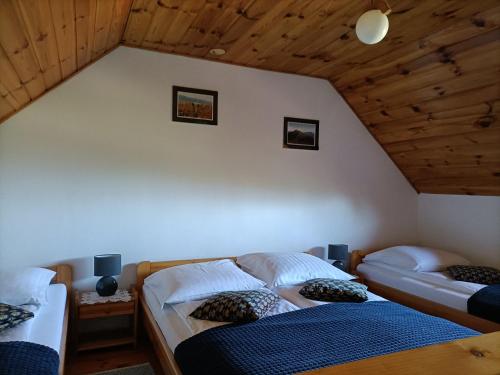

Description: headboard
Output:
[137,252,374,292]
[136,257,237,291]
[349,249,378,274]
[47,264,73,295]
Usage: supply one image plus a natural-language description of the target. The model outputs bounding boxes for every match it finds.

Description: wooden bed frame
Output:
[136,256,499,375]
[349,249,500,333]
[137,257,235,375]
[47,264,72,375]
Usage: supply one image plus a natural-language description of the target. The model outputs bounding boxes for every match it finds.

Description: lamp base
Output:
[96,276,118,296]
[332,260,346,271]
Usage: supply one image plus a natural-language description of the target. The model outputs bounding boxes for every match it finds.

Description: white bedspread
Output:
[143,285,299,351]
[0,284,67,353]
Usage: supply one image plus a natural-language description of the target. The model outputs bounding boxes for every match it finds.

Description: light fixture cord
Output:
[372,0,392,15]
[382,0,392,15]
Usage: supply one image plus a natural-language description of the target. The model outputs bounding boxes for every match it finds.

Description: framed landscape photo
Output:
[283,117,319,150]
[172,86,218,125]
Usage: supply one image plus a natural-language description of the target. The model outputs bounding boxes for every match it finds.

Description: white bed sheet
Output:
[0,305,37,343]
[0,284,67,353]
[357,262,486,312]
[29,284,67,352]
[143,285,299,351]
[273,285,386,309]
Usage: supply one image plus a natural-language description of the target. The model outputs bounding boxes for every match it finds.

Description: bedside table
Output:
[73,288,138,352]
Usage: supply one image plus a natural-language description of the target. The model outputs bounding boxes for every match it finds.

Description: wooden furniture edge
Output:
[49,264,72,295]
[137,256,239,375]
[141,295,182,375]
[349,249,377,274]
[364,279,500,333]
[301,331,500,375]
[73,287,138,351]
[48,264,73,375]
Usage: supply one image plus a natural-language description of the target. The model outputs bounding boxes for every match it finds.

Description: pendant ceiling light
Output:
[355,0,392,45]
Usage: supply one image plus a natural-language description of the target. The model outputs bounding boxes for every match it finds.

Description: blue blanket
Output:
[468,284,500,323]
[175,301,478,375]
[0,341,59,375]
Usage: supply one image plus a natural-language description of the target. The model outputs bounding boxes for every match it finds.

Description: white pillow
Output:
[236,252,356,287]
[363,246,470,272]
[144,259,266,306]
[0,267,56,306]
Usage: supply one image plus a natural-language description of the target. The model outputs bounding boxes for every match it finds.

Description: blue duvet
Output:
[175,301,478,375]
[0,341,59,375]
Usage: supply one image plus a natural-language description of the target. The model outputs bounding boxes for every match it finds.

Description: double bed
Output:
[0,264,72,375]
[351,249,500,333]
[136,255,498,375]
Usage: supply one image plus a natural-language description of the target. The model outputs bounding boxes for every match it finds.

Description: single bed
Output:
[136,257,492,375]
[0,264,72,375]
[351,249,500,333]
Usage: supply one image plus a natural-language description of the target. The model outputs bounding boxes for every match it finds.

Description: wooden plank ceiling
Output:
[0,0,132,118]
[0,0,499,196]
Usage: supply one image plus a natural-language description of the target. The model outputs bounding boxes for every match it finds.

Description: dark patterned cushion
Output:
[447,265,500,285]
[190,290,280,323]
[0,303,34,331]
[299,279,368,303]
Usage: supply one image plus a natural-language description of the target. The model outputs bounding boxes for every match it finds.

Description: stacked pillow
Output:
[145,253,359,323]
[144,259,266,307]
[0,267,55,332]
[0,304,34,332]
[0,267,55,306]
[190,290,280,323]
[299,279,368,303]
[363,246,470,272]
[447,265,500,285]
[236,252,355,287]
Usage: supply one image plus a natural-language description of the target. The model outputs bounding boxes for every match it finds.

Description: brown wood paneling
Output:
[1,0,499,195]
[0,0,129,121]
[75,0,97,69]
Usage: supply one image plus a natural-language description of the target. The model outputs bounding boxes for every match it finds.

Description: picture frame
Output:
[172,86,218,125]
[283,117,319,150]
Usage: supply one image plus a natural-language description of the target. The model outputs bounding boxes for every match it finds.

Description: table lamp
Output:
[328,244,348,271]
[94,254,121,296]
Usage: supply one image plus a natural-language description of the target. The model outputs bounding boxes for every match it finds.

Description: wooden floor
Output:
[66,337,162,375]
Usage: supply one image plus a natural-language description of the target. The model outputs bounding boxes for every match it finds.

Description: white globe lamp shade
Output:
[356,9,389,45]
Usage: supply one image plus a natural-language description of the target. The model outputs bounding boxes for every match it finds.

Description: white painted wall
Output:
[0,46,417,289]
[418,194,500,268]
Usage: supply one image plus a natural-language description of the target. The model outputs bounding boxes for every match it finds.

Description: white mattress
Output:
[273,285,386,309]
[0,284,67,353]
[143,285,299,351]
[357,262,486,312]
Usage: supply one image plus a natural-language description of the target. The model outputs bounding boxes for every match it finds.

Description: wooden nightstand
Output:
[73,288,138,352]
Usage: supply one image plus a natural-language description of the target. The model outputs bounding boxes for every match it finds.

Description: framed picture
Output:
[283,117,319,150]
[172,86,218,125]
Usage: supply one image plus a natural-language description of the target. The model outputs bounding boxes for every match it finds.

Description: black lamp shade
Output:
[328,244,348,261]
[94,254,121,276]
